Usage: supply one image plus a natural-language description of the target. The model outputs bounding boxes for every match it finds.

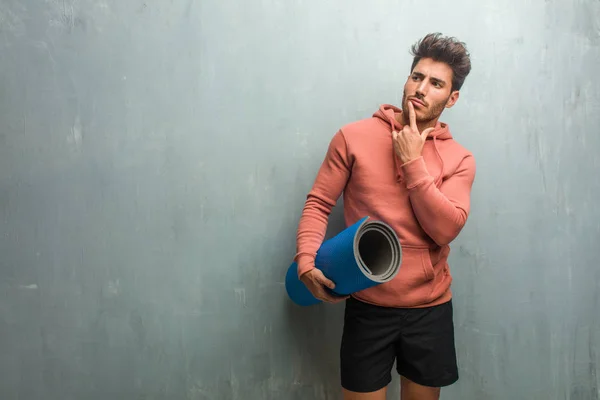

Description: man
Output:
[293,33,476,400]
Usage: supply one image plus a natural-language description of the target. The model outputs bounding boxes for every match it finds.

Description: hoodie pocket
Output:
[420,249,435,281]
[399,245,434,282]
[354,246,438,307]
[398,245,435,290]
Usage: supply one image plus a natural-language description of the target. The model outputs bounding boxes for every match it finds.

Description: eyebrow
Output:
[412,71,447,86]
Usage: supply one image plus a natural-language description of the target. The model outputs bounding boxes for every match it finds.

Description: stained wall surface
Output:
[1,1,599,399]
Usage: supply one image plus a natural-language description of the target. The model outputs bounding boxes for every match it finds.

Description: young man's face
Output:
[401,57,459,125]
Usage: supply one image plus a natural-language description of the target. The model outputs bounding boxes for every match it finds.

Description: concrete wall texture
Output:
[0,0,599,399]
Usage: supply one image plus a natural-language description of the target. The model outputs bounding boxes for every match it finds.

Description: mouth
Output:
[409,97,426,107]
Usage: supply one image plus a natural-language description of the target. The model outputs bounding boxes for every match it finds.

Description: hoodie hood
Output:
[373,104,451,186]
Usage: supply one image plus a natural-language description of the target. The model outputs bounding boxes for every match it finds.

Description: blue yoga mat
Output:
[285,216,402,306]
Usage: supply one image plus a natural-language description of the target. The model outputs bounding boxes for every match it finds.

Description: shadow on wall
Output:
[282,299,345,397]
[237,163,349,397]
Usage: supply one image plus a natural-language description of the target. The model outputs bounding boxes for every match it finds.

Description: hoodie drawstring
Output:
[388,114,404,182]
[433,136,444,187]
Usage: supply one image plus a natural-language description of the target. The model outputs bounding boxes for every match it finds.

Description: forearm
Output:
[401,156,475,245]
[295,130,352,276]
[295,194,334,276]
[407,179,468,245]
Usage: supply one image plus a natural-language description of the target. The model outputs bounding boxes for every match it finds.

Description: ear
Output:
[445,90,460,109]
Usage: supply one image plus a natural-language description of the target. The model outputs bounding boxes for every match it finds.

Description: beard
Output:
[401,91,449,124]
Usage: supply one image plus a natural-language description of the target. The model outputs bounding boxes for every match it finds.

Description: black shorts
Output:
[340,296,459,392]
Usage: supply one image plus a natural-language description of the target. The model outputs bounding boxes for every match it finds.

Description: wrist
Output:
[297,255,316,277]
[401,156,430,188]
[400,155,420,165]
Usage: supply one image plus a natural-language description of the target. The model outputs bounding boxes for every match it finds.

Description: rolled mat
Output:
[285,216,402,306]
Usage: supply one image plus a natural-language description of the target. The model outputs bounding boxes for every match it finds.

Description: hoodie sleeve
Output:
[401,154,476,246]
[294,130,352,277]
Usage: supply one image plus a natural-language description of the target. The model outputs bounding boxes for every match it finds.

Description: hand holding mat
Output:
[285,216,402,306]
[299,268,349,304]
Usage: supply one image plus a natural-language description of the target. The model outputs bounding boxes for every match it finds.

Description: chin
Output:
[413,108,426,119]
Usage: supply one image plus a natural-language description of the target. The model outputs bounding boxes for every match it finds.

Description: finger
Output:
[317,275,335,290]
[321,292,348,303]
[333,294,350,303]
[315,288,333,303]
[408,101,417,131]
[396,128,405,140]
[314,283,345,303]
[421,127,434,140]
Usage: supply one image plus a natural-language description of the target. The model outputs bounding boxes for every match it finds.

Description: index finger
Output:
[408,100,417,130]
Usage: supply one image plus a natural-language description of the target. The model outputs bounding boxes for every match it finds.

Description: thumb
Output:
[421,127,435,140]
[316,272,335,289]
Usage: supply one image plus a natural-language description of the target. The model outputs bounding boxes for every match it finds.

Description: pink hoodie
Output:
[294,104,476,308]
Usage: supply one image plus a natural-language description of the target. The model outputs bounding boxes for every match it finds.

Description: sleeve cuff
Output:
[296,254,316,278]
[401,156,432,189]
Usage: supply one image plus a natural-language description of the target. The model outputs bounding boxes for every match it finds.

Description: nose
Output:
[416,80,427,96]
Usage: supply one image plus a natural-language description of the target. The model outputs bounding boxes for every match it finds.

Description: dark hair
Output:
[410,33,471,92]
